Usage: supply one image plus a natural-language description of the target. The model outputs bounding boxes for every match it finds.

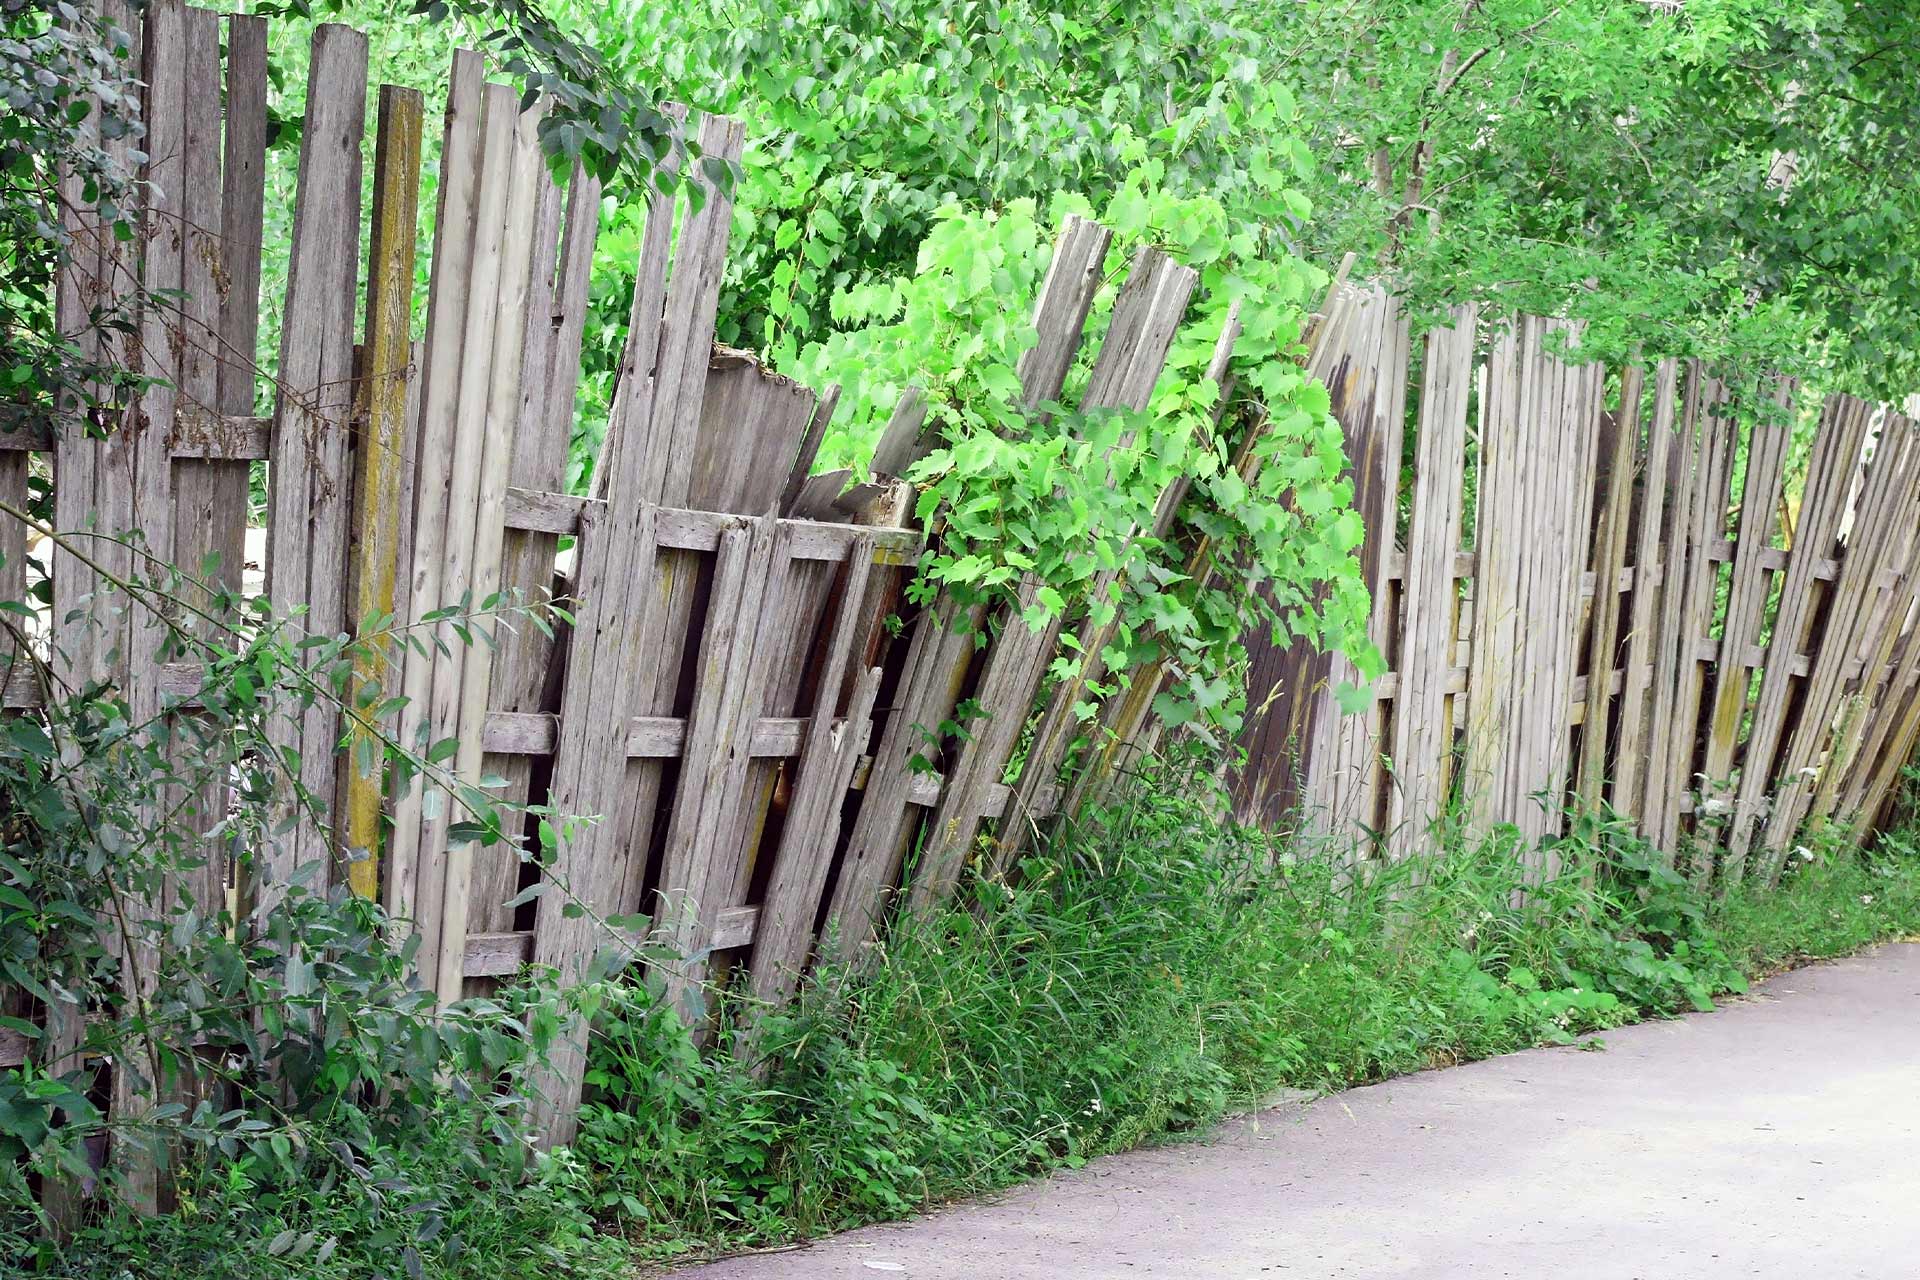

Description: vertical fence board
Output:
[406,81,517,987]
[1762,412,1920,878]
[1610,362,1679,817]
[388,50,486,939]
[1575,364,1644,810]
[342,85,423,900]
[1698,380,1795,814]
[748,537,879,1010]
[263,22,368,898]
[470,163,598,959]
[434,96,546,999]
[1387,305,1475,856]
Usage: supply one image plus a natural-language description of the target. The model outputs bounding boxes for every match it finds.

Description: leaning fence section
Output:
[1232,288,1920,887]
[9,5,1217,1166]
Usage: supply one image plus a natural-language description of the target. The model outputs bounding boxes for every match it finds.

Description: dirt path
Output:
[665,942,1920,1279]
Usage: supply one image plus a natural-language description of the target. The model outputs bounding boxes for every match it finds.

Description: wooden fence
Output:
[8,1,1919,1196]
[6,7,1212,1162]
[1232,286,1920,887]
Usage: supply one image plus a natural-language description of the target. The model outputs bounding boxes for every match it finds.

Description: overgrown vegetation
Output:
[561,761,1920,1261]
[7,0,1920,1276]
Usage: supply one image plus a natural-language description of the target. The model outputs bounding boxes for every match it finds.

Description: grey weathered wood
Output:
[655,516,787,1015]
[262,22,368,903]
[407,80,519,989]
[1637,363,1708,855]
[1760,410,1920,877]
[1386,305,1476,858]
[529,110,740,1149]
[387,48,485,958]
[1697,380,1796,827]
[748,535,880,1011]
[1572,365,1643,809]
[107,1,188,1211]
[778,385,842,516]
[1609,361,1680,817]
[434,93,547,999]
[1462,318,1605,853]
[470,160,599,956]
[1317,289,1409,844]
[991,247,1201,872]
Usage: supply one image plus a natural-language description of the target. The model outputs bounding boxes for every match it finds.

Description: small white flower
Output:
[1798,766,1820,782]
[1862,894,1875,906]
[1699,796,1732,817]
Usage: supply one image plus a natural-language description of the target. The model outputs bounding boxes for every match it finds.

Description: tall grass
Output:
[572,762,1920,1258]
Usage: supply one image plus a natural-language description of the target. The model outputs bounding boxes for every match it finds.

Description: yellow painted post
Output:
[345,85,424,898]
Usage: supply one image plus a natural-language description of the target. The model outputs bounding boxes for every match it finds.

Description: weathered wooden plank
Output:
[748,536,880,1011]
[469,160,597,954]
[913,241,1190,909]
[1229,283,1373,828]
[804,219,1116,959]
[1760,409,1920,879]
[1461,318,1605,851]
[406,80,519,989]
[386,46,485,961]
[1318,290,1409,847]
[1461,319,1525,826]
[778,385,842,516]
[262,22,368,902]
[655,516,787,1014]
[433,93,546,999]
[1697,380,1796,835]
[1637,363,1708,855]
[528,109,715,1148]
[1572,367,1642,809]
[1386,305,1476,857]
[1610,361,1679,817]
[341,85,423,902]
[1723,395,1875,877]
[1659,370,1737,870]
[109,0,187,1210]
[992,248,1204,870]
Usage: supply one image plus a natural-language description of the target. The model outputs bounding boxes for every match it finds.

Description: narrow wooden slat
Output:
[262,22,369,901]
[993,248,1203,870]
[108,1,186,1210]
[529,111,721,1148]
[777,385,842,516]
[1697,380,1795,840]
[1760,410,1920,879]
[1572,367,1642,808]
[820,217,1113,958]
[748,536,880,1011]
[434,93,546,999]
[1319,290,1409,846]
[1229,285,1373,828]
[913,240,1190,909]
[470,160,598,954]
[1723,395,1875,877]
[655,516,787,1013]
[1386,305,1475,857]
[341,85,423,901]
[1637,364,1708,855]
[406,81,519,988]
[386,47,485,959]
[1610,361,1679,816]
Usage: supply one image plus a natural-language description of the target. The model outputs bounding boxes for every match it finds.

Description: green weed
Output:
[572,765,1920,1259]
